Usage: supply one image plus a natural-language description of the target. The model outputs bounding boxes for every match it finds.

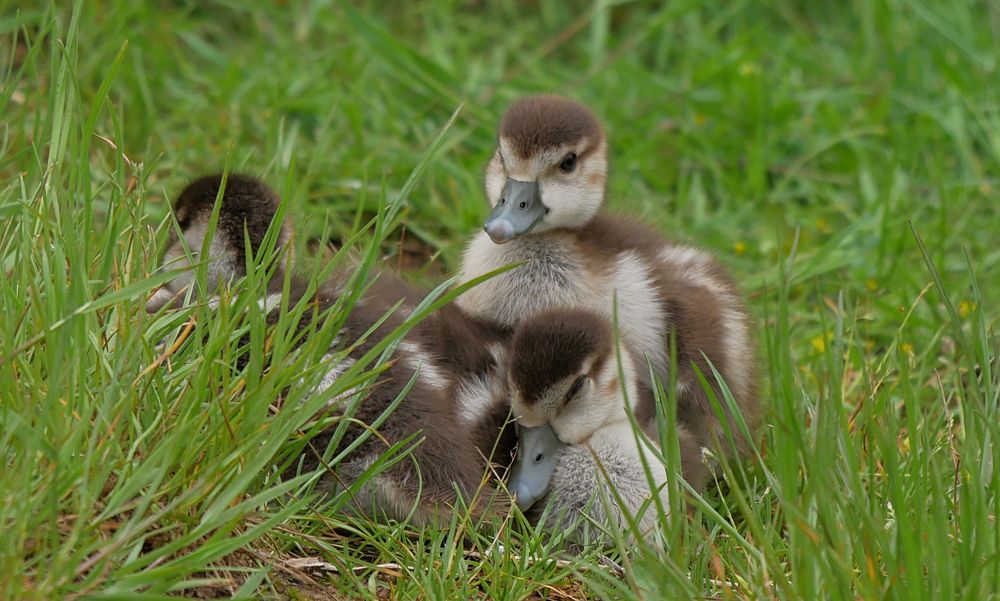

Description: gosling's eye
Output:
[559,152,577,173]
[566,375,586,401]
[534,453,544,464]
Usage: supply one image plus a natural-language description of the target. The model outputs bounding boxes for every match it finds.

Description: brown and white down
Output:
[146,174,515,527]
[459,94,758,464]
[505,309,709,546]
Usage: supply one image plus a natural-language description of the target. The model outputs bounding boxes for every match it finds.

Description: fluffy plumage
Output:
[145,173,291,313]
[470,96,759,548]
[507,309,707,547]
[147,174,515,526]
[499,94,603,160]
[461,95,759,455]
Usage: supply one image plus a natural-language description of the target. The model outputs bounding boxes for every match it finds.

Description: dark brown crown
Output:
[499,95,603,159]
[172,173,284,266]
[509,308,611,403]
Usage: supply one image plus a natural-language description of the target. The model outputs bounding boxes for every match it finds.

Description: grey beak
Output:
[508,423,566,511]
[483,179,546,244]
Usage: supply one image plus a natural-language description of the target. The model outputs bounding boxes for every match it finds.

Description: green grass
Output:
[2,0,998,599]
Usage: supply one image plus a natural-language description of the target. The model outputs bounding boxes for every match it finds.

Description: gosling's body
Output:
[148,174,514,526]
[536,419,704,547]
[300,275,514,525]
[460,214,674,380]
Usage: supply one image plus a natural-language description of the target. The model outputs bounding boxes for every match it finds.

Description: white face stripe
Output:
[485,153,505,208]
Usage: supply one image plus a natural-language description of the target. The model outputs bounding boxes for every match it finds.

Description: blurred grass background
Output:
[1,0,998,599]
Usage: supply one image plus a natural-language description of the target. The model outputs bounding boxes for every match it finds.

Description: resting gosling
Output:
[506,309,705,545]
[147,174,515,527]
[458,94,757,452]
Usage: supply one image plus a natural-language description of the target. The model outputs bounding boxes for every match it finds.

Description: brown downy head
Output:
[508,308,640,445]
[146,173,291,313]
[482,95,608,243]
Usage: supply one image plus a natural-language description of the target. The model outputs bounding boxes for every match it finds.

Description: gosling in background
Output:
[147,173,515,527]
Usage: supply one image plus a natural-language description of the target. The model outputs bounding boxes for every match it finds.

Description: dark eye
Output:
[559,152,577,173]
[534,453,544,464]
[565,375,586,401]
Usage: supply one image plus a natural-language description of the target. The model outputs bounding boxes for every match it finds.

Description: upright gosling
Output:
[459,95,758,455]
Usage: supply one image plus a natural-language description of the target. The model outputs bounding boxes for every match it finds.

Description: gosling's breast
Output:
[458,232,586,326]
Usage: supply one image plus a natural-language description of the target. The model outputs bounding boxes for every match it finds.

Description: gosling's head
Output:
[146,174,290,313]
[483,95,608,244]
[508,309,635,445]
